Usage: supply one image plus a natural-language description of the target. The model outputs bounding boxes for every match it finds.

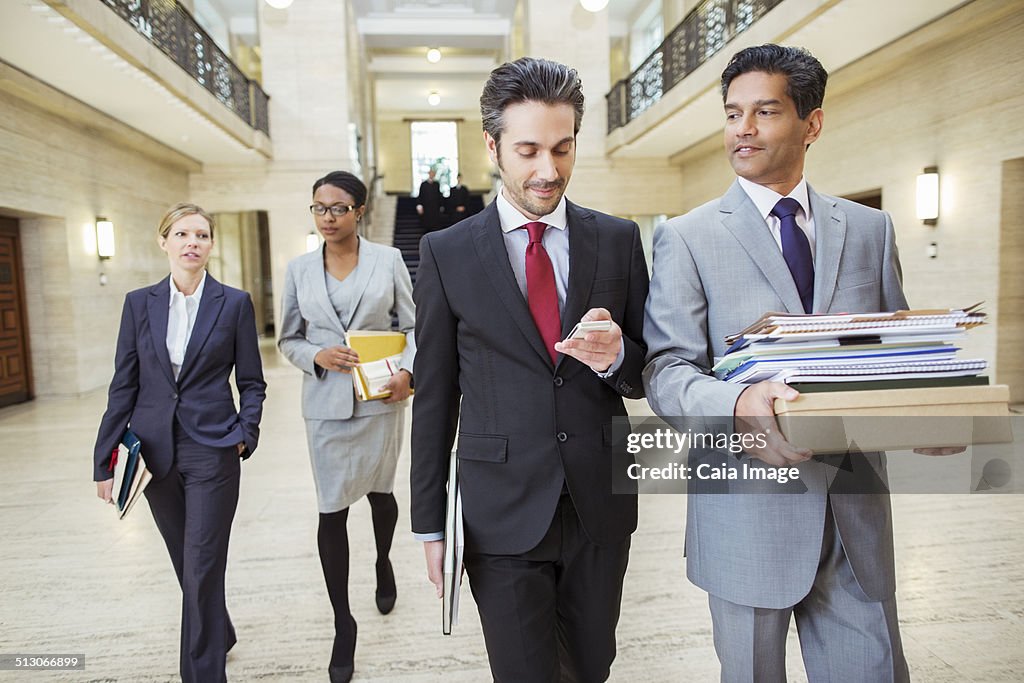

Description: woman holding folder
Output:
[278,171,415,683]
[93,202,266,683]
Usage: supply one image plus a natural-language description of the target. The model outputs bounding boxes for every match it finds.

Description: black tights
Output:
[317,492,398,666]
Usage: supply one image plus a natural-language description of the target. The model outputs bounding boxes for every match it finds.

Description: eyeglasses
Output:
[310,203,358,217]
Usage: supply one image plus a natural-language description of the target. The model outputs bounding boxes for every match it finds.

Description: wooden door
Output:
[0,218,31,407]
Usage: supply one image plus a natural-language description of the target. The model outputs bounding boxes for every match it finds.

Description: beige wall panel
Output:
[0,90,190,396]
[378,120,412,194]
[997,158,1024,402]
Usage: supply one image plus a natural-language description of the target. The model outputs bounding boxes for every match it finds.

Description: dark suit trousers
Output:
[464,494,631,683]
[144,422,240,683]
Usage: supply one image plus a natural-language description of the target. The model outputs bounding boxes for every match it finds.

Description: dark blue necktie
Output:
[771,197,814,313]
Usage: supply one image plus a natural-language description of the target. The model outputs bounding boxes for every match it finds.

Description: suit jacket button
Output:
[553,376,564,387]
[171,393,178,400]
[557,432,568,442]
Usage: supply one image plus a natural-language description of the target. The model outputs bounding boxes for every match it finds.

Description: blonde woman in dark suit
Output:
[278,171,415,683]
[94,203,266,683]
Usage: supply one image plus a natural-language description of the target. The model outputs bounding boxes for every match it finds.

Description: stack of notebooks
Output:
[714,304,989,391]
[345,330,412,401]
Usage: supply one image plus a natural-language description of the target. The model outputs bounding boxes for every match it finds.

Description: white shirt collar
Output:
[736,176,811,222]
[496,187,568,233]
[168,271,207,306]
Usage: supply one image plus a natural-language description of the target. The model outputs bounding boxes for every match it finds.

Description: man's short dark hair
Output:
[480,57,585,145]
[721,44,828,119]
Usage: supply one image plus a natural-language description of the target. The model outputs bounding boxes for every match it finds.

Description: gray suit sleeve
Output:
[277,261,325,379]
[880,211,910,311]
[642,220,745,418]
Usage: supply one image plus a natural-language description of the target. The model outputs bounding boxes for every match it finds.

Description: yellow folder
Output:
[345,330,410,401]
[345,330,408,362]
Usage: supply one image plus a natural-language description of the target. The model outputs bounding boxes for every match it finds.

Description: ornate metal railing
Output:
[99,0,270,137]
[606,0,784,133]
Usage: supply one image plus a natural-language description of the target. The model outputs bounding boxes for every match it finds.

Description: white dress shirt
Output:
[167,272,206,380]
[496,190,623,376]
[736,176,816,254]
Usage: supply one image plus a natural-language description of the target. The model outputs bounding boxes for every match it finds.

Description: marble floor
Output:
[1,343,1022,682]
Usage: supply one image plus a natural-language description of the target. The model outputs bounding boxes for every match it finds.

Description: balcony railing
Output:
[100,0,270,137]
[606,0,783,134]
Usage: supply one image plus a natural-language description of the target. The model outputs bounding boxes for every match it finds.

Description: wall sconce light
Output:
[916,166,939,225]
[265,0,294,9]
[96,218,115,259]
[579,0,609,11]
[427,91,441,107]
[306,231,320,253]
[426,48,442,64]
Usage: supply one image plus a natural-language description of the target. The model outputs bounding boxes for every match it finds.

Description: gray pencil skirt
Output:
[304,410,403,513]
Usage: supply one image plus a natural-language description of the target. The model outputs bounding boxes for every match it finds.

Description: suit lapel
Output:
[308,247,346,336]
[342,238,379,330]
[146,276,176,386]
[471,202,554,368]
[808,186,846,314]
[555,202,597,372]
[720,180,805,314]
[178,274,225,382]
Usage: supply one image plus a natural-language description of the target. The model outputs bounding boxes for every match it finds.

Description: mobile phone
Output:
[563,319,612,341]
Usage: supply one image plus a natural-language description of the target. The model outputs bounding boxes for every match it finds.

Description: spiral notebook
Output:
[725,304,986,350]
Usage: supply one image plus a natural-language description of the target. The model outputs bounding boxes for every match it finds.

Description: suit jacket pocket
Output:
[837,267,876,290]
[457,433,508,463]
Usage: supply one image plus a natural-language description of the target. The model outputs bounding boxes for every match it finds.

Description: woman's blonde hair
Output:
[157,202,216,240]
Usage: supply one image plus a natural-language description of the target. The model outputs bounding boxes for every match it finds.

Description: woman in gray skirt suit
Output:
[278,171,415,683]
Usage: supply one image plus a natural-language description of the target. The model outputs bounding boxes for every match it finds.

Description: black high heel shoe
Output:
[375,559,397,615]
[328,616,356,683]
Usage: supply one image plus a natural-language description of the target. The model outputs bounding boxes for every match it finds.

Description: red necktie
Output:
[524,221,561,364]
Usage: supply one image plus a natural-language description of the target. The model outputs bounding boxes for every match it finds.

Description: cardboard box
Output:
[772,385,1013,453]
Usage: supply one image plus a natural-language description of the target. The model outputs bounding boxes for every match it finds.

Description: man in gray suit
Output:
[643,45,911,681]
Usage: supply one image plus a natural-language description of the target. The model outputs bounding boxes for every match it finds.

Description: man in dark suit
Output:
[411,57,649,682]
[416,168,444,233]
[447,173,470,219]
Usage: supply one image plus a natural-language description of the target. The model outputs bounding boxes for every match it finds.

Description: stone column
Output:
[191,0,364,337]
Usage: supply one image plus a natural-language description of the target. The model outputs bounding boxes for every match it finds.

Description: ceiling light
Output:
[427,48,442,64]
[265,0,293,8]
[427,91,441,106]
[579,0,609,11]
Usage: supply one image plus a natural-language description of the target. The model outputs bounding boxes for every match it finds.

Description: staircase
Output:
[393,195,423,286]
[391,193,488,287]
